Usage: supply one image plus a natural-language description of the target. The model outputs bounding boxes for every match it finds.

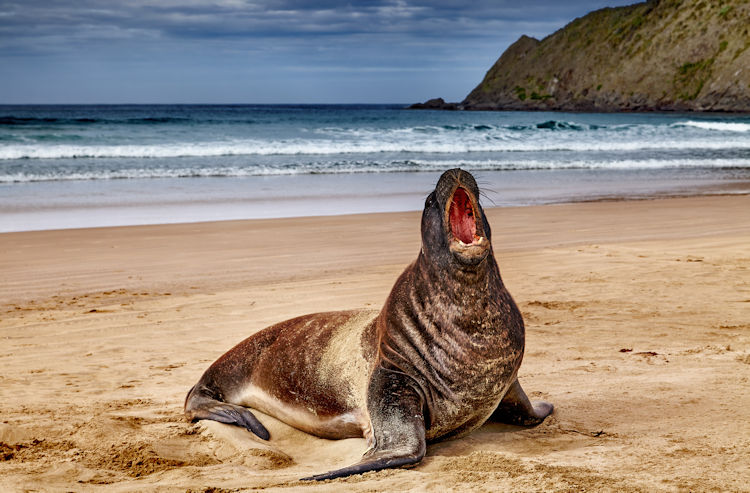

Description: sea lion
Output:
[184,168,553,480]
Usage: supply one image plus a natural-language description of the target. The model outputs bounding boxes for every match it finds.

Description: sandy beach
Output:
[1,195,749,492]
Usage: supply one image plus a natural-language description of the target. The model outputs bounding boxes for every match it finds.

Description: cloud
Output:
[0,1,638,102]
[0,1,634,47]
[2,0,589,66]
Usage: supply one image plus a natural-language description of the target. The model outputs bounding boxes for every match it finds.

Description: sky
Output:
[0,1,638,104]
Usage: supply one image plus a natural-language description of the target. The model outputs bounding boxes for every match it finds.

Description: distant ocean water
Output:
[1,104,749,232]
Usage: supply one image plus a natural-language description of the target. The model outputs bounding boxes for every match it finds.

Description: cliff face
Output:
[462,0,750,112]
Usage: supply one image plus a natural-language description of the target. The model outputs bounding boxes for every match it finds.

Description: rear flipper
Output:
[302,367,426,481]
[490,379,553,427]
[184,384,270,440]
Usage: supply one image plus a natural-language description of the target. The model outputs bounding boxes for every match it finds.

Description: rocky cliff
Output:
[455,0,750,112]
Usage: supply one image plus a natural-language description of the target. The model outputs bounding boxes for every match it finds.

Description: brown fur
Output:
[185,168,553,480]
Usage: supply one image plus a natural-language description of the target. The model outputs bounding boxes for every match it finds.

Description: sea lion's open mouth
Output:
[449,187,478,244]
[447,187,489,263]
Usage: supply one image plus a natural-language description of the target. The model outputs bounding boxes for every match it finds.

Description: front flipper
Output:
[185,384,270,440]
[490,379,553,426]
[302,367,426,481]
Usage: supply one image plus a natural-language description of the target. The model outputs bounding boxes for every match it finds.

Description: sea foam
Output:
[2,158,749,183]
[676,121,750,132]
[2,136,750,161]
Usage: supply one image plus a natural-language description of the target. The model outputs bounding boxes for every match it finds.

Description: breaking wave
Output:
[3,137,750,161]
[2,158,748,183]
[674,121,750,132]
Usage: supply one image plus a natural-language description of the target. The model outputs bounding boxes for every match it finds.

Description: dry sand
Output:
[1,195,749,492]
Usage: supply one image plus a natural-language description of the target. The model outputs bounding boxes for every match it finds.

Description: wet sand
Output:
[1,195,749,491]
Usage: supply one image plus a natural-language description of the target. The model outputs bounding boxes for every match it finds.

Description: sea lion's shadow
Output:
[426,422,532,458]
[198,414,527,470]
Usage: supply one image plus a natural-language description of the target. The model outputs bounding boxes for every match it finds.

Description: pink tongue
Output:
[449,188,476,243]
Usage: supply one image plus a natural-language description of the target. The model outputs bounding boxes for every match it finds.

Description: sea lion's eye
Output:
[425,193,436,207]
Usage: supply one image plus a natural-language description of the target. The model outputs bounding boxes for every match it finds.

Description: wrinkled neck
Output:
[415,248,501,294]
[397,253,504,332]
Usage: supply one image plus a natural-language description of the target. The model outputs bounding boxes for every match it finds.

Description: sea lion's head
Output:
[421,168,491,268]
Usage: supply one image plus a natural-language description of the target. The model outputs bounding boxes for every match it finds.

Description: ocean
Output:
[1,104,749,232]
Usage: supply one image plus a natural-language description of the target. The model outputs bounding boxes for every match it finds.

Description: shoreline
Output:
[409,100,750,114]
[1,188,749,237]
[3,170,749,234]
[1,194,749,490]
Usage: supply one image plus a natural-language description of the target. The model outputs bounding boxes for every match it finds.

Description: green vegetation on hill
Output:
[461,0,750,112]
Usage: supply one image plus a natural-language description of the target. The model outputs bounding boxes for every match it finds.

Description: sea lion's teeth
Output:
[458,240,466,246]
